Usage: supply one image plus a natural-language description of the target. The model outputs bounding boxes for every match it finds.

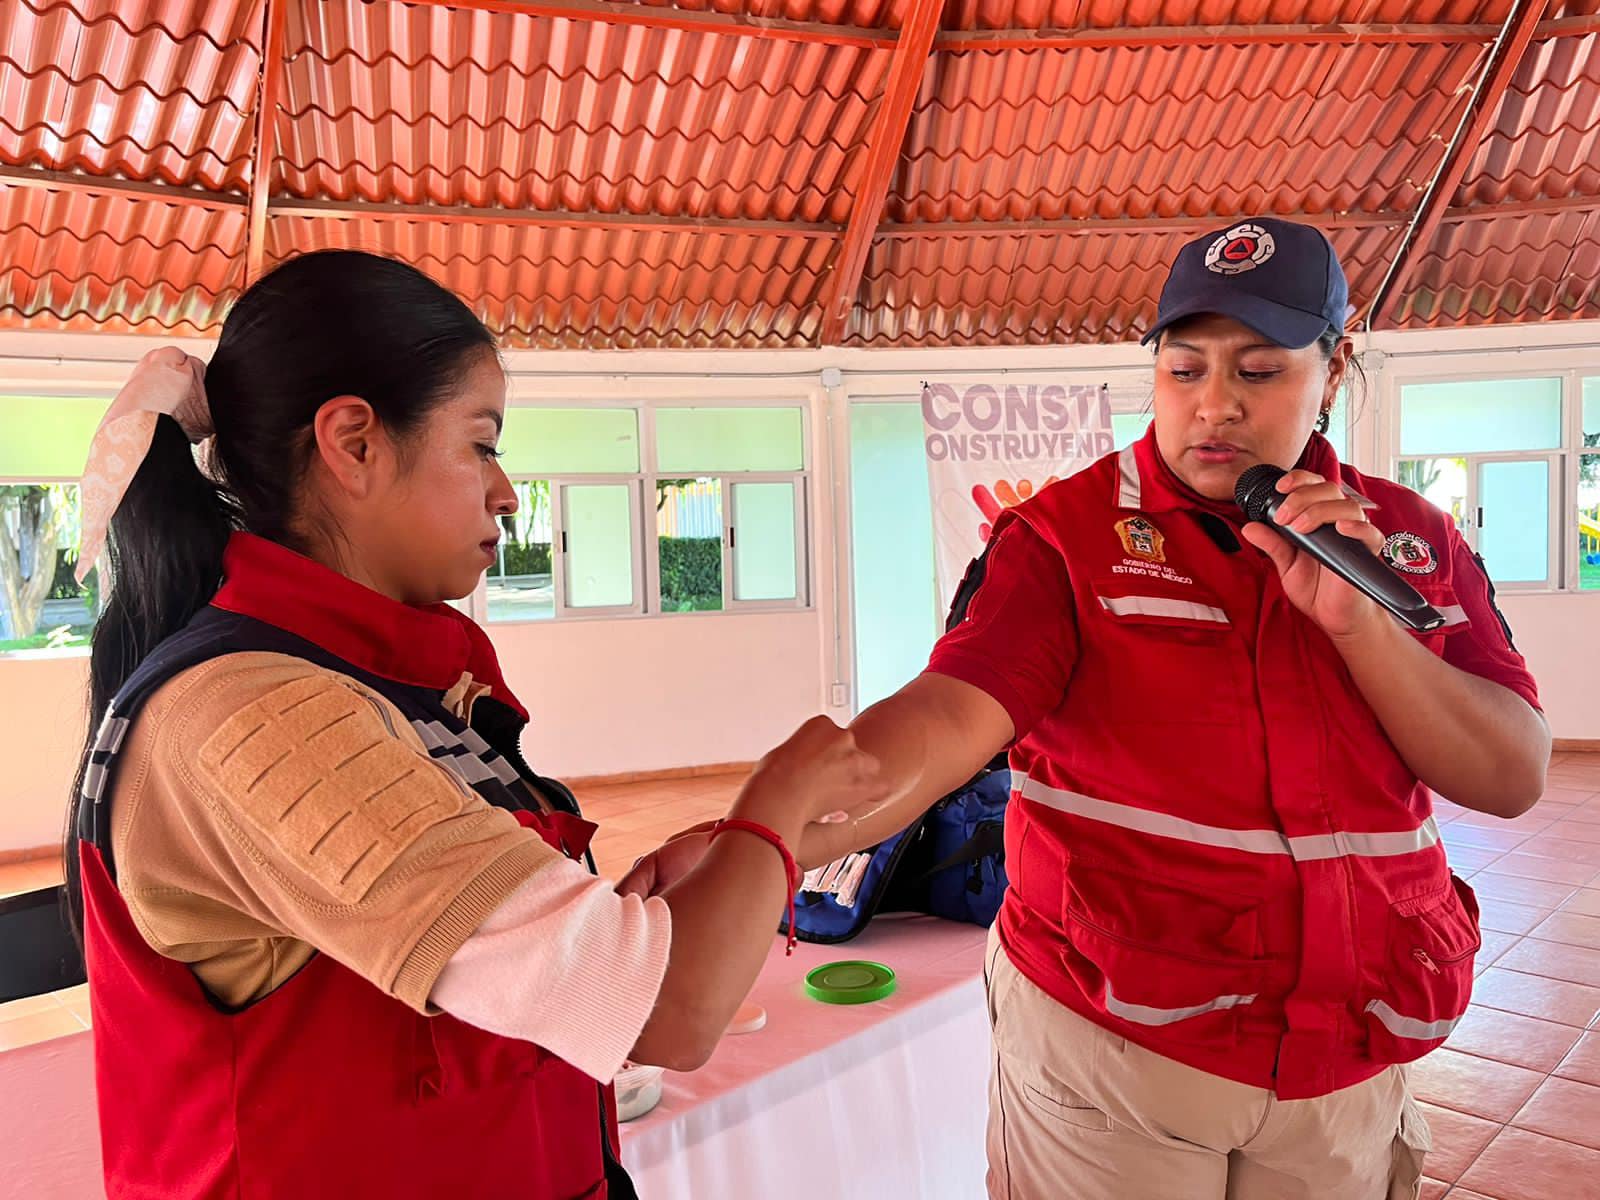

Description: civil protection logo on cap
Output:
[1204,222,1276,275]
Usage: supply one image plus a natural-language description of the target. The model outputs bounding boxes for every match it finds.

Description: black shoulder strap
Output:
[945,538,997,633]
[78,608,277,862]
[1469,551,1520,651]
[944,533,1023,775]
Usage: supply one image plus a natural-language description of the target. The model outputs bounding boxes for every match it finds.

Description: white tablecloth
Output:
[0,918,991,1200]
[618,916,992,1200]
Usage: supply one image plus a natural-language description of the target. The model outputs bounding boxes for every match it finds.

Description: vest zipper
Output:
[350,688,399,739]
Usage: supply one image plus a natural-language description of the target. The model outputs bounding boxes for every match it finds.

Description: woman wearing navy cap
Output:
[799,218,1550,1198]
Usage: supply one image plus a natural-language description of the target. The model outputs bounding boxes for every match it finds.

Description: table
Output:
[618,915,992,1200]
[0,917,992,1200]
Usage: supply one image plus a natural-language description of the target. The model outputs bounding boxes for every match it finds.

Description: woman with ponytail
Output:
[67,250,883,1200]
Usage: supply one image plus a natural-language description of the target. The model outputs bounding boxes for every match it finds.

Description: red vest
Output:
[77,534,629,1198]
[995,432,1482,1100]
[82,812,618,1198]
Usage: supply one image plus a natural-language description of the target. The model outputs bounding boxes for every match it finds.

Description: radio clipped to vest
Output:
[782,544,1011,945]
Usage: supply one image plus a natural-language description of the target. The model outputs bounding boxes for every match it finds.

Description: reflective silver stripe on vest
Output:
[1099,595,1230,625]
[82,760,110,803]
[1016,775,1293,855]
[1014,775,1441,863]
[458,726,521,785]
[81,714,132,801]
[1364,998,1463,1042]
[1434,605,1469,629]
[1105,984,1258,1027]
[411,720,520,787]
[1286,820,1441,862]
[434,751,496,786]
[100,714,131,756]
[1116,444,1141,509]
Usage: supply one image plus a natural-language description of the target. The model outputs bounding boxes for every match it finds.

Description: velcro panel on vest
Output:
[195,673,467,903]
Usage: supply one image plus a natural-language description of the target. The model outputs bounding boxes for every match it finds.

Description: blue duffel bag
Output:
[780,765,1010,945]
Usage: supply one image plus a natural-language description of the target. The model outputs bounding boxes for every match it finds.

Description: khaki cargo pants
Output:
[984,927,1432,1200]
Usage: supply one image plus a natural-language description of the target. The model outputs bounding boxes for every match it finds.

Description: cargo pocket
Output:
[1364,875,1480,1063]
[1064,859,1267,1046]
[1387,1092,1433,1200]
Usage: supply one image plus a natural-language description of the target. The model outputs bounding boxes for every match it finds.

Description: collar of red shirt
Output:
[211,531,528,721]
[1122,425,1342,517]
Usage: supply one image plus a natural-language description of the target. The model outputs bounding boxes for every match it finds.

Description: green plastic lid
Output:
[805,960,897,1005]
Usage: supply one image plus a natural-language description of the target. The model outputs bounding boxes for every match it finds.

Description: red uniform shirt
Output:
[929,428,1539,1099]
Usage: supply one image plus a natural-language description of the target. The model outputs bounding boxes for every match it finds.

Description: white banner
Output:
[921,381,1118,610]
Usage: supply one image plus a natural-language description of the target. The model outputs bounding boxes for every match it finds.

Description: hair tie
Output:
[76,348,214,584]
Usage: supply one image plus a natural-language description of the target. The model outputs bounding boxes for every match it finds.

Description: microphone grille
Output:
[1235,463,1286,522]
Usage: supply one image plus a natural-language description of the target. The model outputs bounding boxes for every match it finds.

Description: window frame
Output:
[479,401,643,626]
[553,476,646,618]
[1394,451,1563,591]
[724,472,811,610]
[1384,362,1595,594]
[478,399,814,623]
[1579,442,1600,591]
[642,400,813,617]
[649,474,727,616]
[646,473,812,615]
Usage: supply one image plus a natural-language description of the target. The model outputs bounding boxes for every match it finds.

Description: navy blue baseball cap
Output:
[1142,218,1349,350]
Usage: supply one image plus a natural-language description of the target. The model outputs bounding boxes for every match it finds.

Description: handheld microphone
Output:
[1234,464,1445,633]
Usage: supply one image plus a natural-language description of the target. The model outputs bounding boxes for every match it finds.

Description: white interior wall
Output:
[1,324,1597,853]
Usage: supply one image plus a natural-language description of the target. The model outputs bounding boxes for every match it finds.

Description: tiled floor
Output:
[1413,751,1600,1199]
[0,983,92,1050]
[0,853,67,897]
[4,758,1600,1196]
[580,773,745,879]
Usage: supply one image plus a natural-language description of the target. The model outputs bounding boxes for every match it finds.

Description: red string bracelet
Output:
[711,818,801,956]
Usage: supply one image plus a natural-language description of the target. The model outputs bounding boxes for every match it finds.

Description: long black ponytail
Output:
[64,250,496,939]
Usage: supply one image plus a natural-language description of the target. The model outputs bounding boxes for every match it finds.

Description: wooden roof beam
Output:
[819,0,947,344]
[1363,0,1550,329]
[244,0,289,285]
[0,164,245,210]
[401,0,897,50]
[932,15,1599,53]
